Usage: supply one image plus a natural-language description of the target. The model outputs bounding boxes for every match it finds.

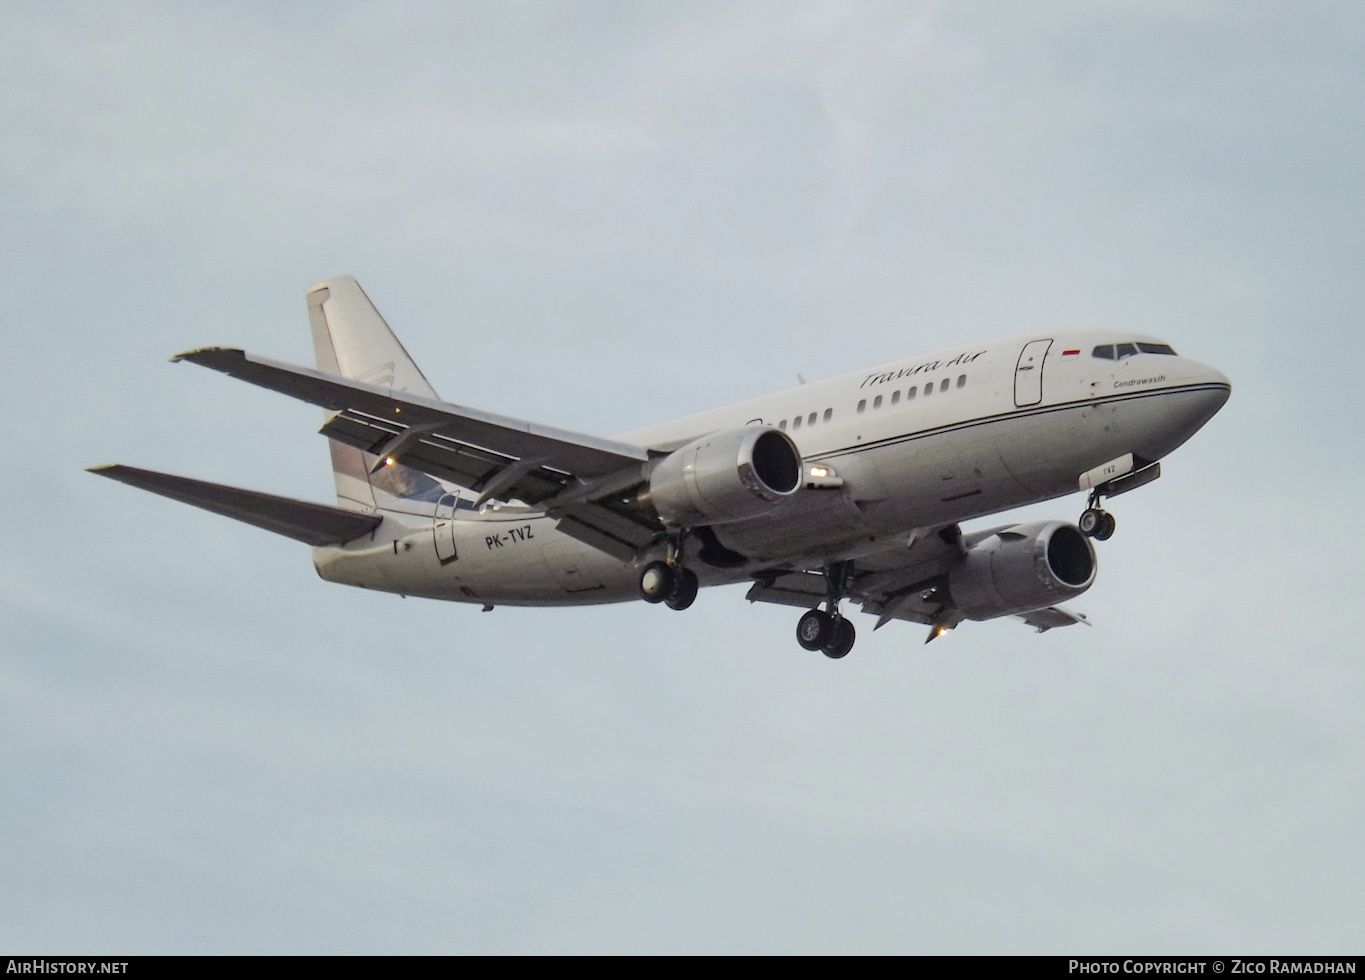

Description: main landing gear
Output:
[1078,489,1117,540]
[639,560,699,611]
[796,608,856,659]
[795,560,857,659]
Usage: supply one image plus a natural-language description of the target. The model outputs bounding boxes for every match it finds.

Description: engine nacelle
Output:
[947,521,1096,621]
[648,426,802,526]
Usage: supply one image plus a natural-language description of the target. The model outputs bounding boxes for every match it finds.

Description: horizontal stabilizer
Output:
[88,464,382,546]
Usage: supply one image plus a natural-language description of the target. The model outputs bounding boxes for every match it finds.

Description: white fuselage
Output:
[312,329,1230,606]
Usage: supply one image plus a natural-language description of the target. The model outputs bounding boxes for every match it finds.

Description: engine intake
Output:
[649,426,802,526]
[947,521,1096,620]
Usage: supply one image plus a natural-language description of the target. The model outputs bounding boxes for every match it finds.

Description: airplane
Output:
[90,276,1231,657]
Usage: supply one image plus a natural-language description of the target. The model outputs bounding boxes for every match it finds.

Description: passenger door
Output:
[1014,339,1053,407]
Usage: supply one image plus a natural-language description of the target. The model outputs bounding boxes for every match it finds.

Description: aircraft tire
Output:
[796,609,834,651]
[1079,508,1104,537]
[639,561,675,603]
[1094,512,1117,541]
[664,568,699,610]
[822,617,856,659]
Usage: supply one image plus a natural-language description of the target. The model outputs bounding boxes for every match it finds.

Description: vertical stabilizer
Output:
[306,276,439,398]
[307,276,440,511]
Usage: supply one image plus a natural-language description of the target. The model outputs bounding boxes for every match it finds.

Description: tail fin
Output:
[306,276,439,399]
[306,276,440,511]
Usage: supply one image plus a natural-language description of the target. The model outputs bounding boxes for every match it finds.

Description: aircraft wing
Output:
[89,464,383,546]
[746,527,958,628]
[746,523,1088,640]
[175,348,663,556]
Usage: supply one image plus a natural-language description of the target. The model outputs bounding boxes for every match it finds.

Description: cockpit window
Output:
[1095,341,1178,360]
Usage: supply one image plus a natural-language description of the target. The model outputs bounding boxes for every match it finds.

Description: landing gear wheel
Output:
[796,609,834,651]
[1093,512,1117,541]
[1079,508,1104,537]
[664,568,699,610]
[639,561,676,604]
[822,617,856,659]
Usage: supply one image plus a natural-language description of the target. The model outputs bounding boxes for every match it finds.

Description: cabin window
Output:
[1137,342,1177,355]
[1115,343,1138,360]
[808,412,817,426]
[1093,345,1115,359]
[857,399,866,414]
[792,415,802,430]
[923,383,932,397]
[823,408,833,422]
[939,378,949,393]
[873,395,883,409]
[891,390,900,405]
[906,386,916,401]
[957,374,966,388]
[778,419,787,430]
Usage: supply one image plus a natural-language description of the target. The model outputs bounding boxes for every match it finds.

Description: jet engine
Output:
[648,426,802,526]
[947,521,1096,620]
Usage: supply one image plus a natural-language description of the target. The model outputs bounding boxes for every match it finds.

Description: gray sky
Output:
[2,0,1362,953]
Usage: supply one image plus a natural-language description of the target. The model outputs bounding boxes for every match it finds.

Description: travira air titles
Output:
[92,277,1230,657]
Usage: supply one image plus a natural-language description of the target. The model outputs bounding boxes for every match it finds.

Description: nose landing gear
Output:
[1079,506,1116,540]
[1077,456,1164,540]
[1078,486,1116,540]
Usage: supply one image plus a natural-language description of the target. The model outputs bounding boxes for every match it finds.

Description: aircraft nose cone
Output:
[1179,359,1232,430]
[1200,362,1232,393]
[1193,360,1231,401]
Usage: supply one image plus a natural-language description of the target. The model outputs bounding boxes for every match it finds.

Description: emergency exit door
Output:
[433,493,458,565]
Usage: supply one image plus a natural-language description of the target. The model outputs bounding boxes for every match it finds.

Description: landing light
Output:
[385,456,396,467]
[804,464,843,490]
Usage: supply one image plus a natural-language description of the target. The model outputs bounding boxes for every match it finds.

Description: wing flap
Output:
[319,410,565,501]
[746,571,827,609]
[89,464,382,547]
[554,503,659,562]
[1016,606,1090,632]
